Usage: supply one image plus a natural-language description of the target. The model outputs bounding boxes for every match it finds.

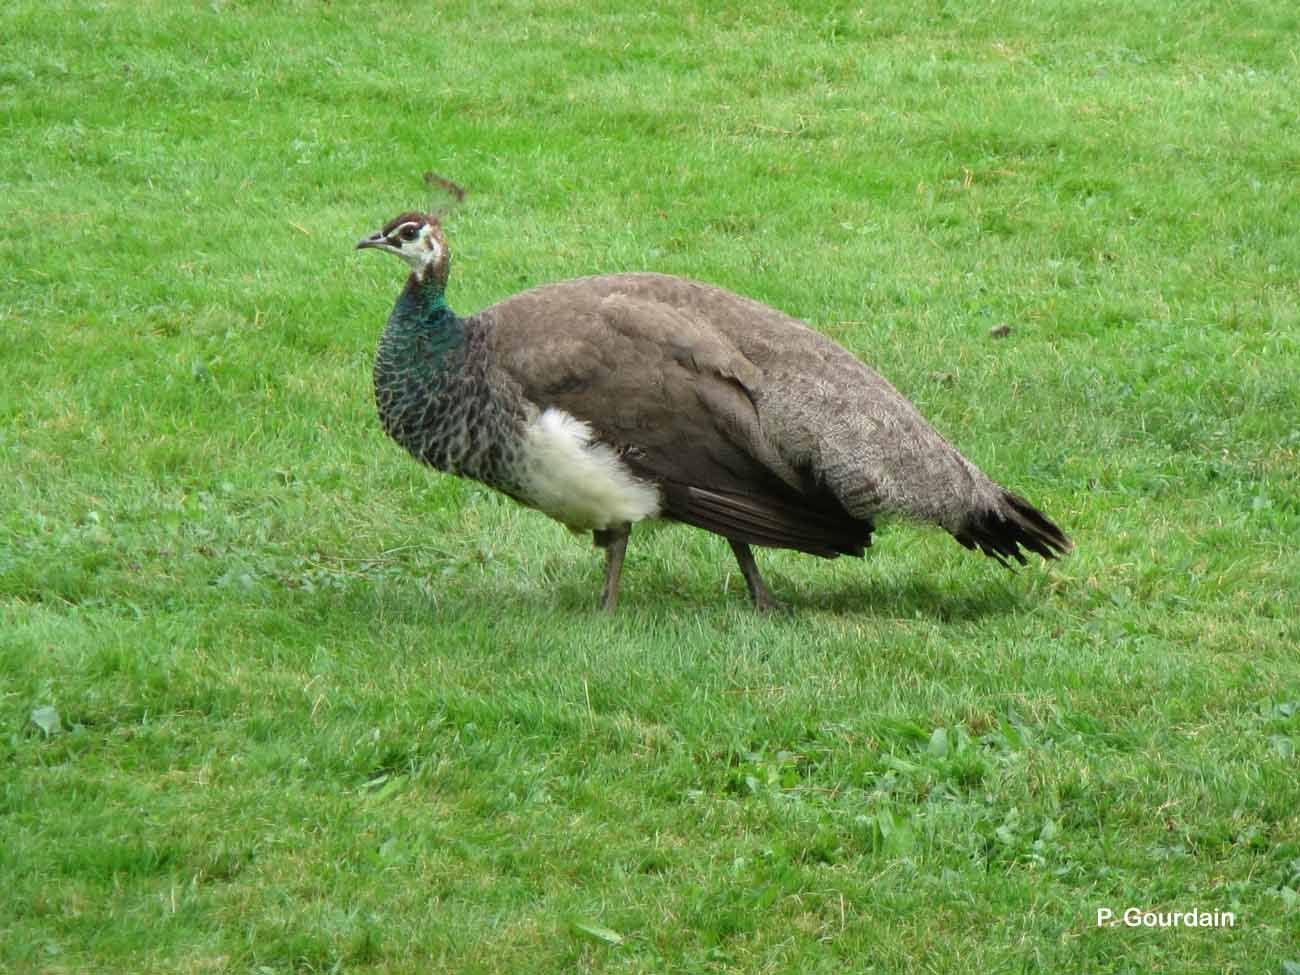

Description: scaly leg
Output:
[593,523,631,613]
[728,539,788,613]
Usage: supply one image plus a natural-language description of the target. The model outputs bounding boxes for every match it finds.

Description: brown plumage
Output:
[357,202,1071,611]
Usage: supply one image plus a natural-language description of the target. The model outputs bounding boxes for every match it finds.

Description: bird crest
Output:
[423,171,466,220]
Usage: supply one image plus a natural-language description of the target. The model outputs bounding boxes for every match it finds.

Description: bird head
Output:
[356,211,449,282]
[358,174,465,291]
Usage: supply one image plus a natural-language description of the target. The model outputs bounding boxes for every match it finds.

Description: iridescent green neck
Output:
[381,271,465,367]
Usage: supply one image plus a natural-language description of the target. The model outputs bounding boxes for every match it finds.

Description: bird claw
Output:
[751,592,792,614]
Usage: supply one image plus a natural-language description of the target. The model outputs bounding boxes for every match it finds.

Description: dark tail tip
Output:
[953,490,1072,568]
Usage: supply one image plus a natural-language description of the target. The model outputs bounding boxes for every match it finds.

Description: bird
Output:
[355,186,1071,612]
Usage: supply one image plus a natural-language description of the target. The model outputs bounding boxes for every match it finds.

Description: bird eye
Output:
[399,225,419,242]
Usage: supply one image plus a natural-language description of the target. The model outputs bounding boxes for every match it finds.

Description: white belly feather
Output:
[518,408,661,531]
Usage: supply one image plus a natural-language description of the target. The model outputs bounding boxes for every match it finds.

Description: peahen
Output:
[356,187,1071,612]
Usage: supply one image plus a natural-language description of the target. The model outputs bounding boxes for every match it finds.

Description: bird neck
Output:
[375,271,507,478]
[381,272,465,368]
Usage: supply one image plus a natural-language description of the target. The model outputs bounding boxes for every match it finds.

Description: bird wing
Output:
[482,277,872,556]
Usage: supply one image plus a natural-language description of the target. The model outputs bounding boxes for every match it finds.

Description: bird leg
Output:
[593,523,631,613]
[728,540,788,613]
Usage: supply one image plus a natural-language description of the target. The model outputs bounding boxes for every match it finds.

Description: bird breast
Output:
[517,408,662,531]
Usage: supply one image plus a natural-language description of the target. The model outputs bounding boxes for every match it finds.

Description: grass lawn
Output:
[3,1,1299,971]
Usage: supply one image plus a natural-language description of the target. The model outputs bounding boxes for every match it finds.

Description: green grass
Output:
[3,0,1299,971]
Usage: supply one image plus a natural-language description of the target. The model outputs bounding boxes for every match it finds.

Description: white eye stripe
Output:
[389,221,423,243]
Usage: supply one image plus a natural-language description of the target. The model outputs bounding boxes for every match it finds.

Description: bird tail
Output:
[952,489,1072,567]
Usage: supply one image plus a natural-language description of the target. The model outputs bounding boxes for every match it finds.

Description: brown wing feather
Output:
[482,278,873,557]
[662,483,871,557]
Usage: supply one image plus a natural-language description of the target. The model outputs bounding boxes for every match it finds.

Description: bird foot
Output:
[727,540,790,614]
[750,591,791,614]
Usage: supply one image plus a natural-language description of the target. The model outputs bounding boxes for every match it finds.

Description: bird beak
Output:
[356,231,386,251]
